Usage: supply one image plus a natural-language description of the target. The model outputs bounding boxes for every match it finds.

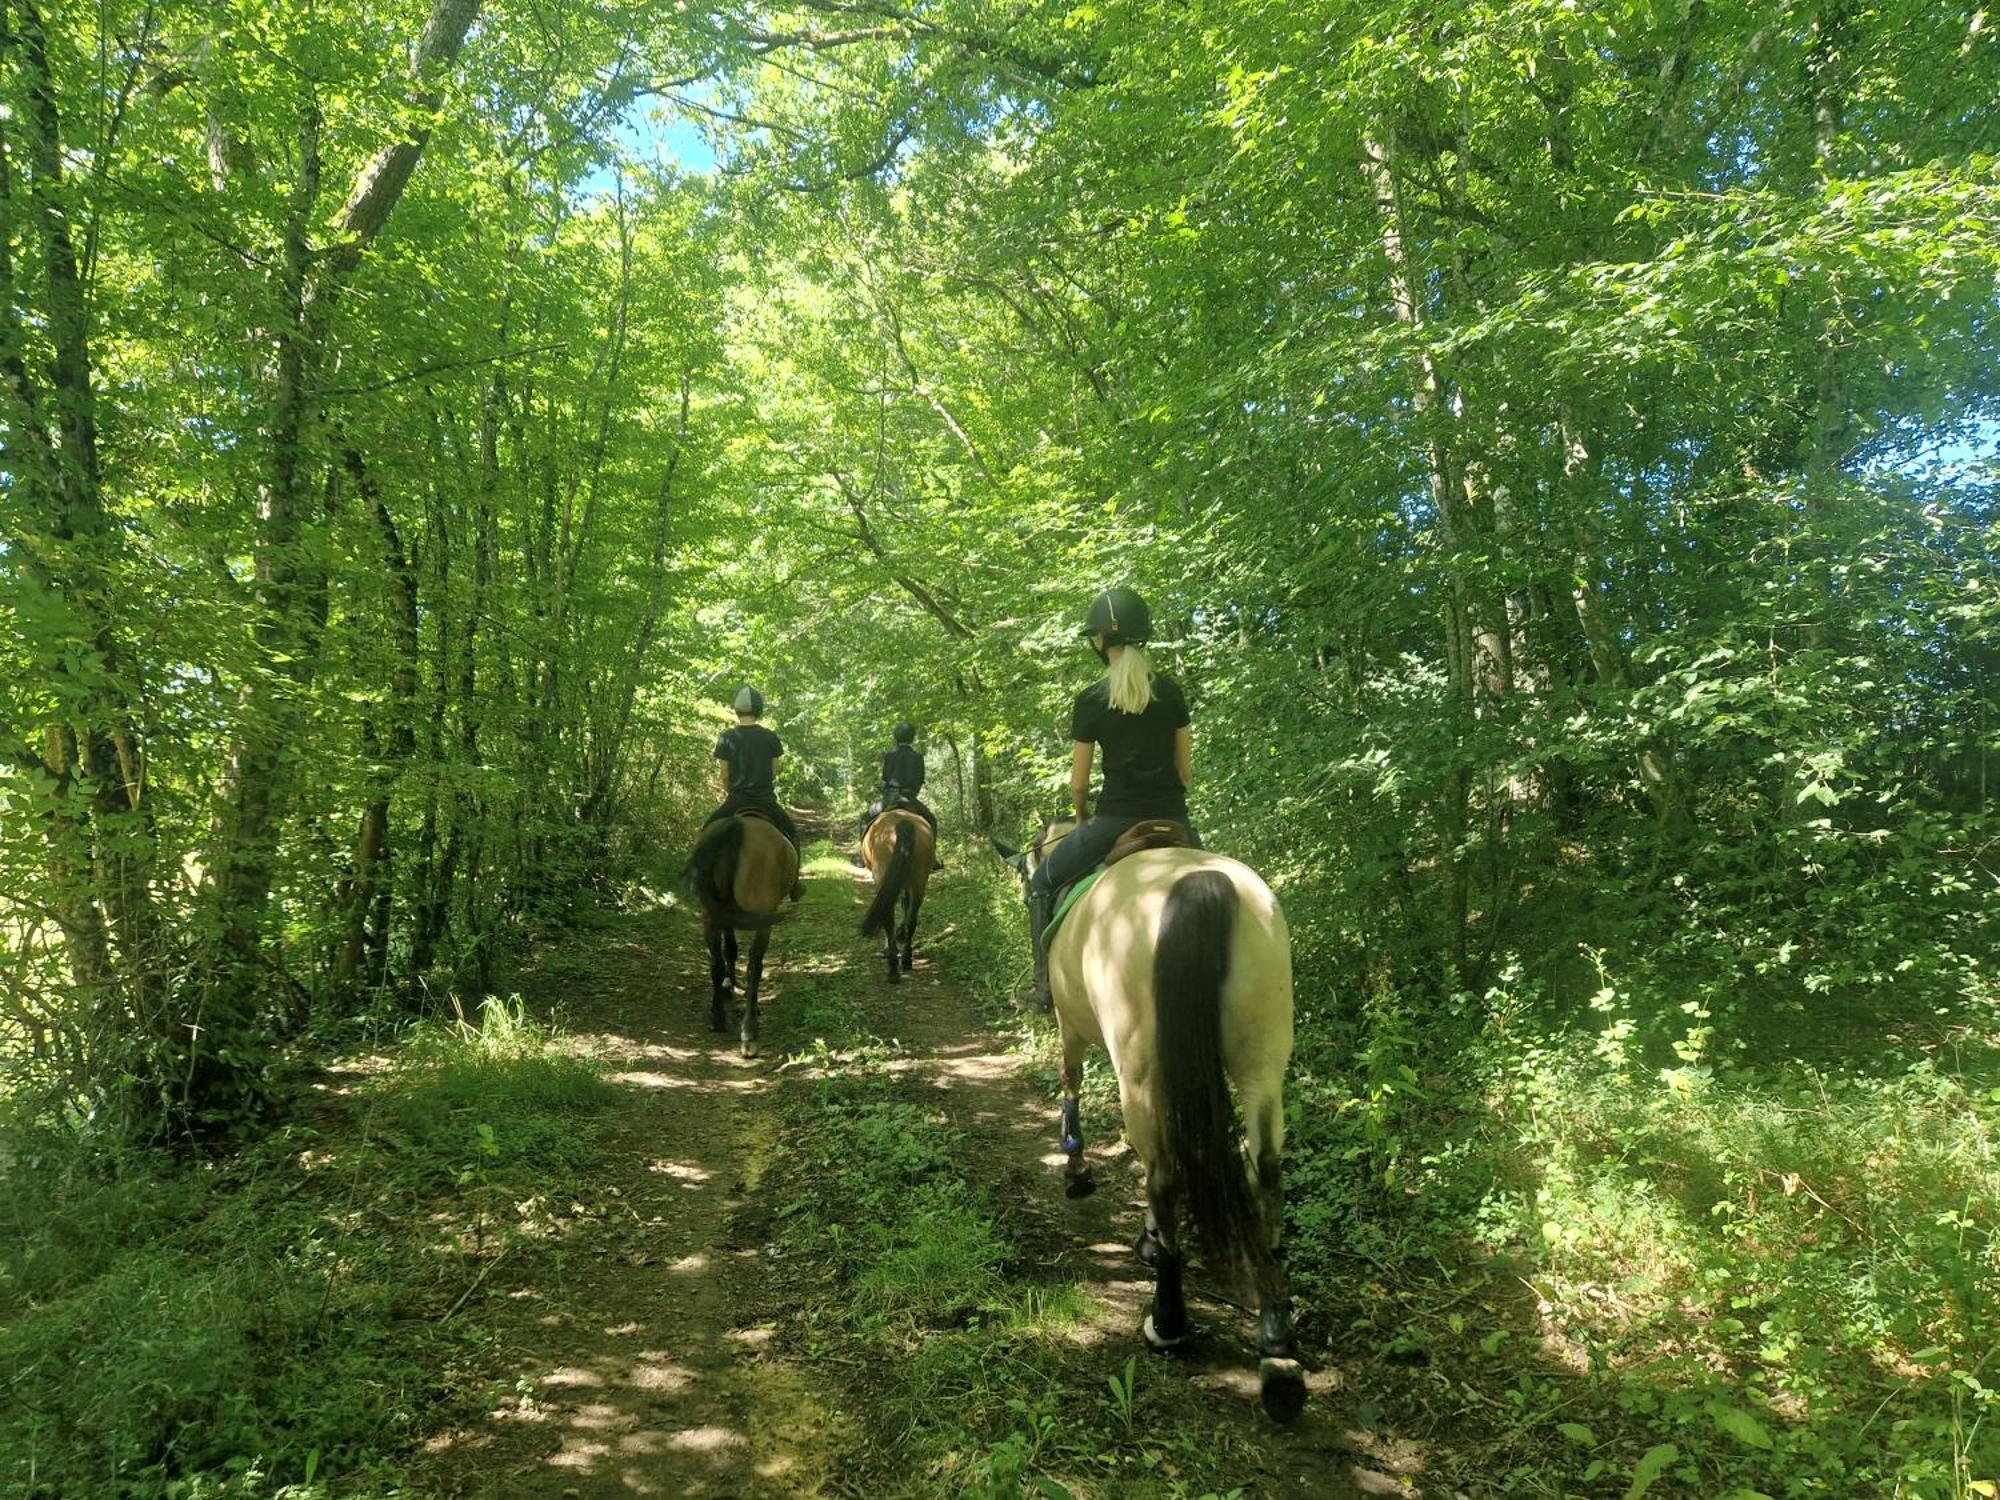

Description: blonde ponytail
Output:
[1106,645,1154,715]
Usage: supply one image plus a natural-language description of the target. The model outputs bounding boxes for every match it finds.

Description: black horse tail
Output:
[686,819,783,931]
[858,820,915,938]
[1154,868,1261,1284]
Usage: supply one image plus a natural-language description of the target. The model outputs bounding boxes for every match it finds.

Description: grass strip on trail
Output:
[760,848,1274,1500]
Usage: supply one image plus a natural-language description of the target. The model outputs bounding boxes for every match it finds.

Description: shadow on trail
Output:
[406,854,1422,1497]
[406,893,850,1499]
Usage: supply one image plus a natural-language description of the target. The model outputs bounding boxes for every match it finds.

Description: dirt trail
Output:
[409,858,1408,1498]
[408,905,848,1498]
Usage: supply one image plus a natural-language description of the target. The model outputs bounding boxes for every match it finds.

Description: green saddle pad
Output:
[1042,868,1107,947]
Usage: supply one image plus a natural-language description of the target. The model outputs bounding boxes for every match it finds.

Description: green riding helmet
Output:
[733,686,765,717]
[893,722,916,745]
[1082,587,1152,659]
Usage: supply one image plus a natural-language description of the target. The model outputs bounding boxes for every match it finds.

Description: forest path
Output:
[408,848,1402,1498]
[406,893,846,1497]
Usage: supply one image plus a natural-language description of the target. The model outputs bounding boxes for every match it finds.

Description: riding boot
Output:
[1026,888,1054,1011]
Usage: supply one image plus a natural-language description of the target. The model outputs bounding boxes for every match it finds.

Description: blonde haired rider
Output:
[1026,588,1199,1005]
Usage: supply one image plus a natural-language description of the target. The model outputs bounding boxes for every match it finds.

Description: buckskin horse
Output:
[857,806,936,982]
[993,826,1305,1422]
[686,812,798,1054]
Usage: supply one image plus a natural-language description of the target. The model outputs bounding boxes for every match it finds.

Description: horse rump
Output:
[687,817,783,930]
[859,819,915,938]
[1153,867,1260,1285]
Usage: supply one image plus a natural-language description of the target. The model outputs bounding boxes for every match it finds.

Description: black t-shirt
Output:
[715,724,783,795]
[1070,674,1190,818]
[881,746,925,793]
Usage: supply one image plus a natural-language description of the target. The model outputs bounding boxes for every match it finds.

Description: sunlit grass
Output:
[0,989,621,1498]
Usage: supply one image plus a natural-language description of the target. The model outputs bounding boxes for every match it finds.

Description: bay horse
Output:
[992,833,1304,1422]
[685,813,798,1054]
[857,807,936,981]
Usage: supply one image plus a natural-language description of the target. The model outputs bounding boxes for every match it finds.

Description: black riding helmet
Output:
[733,686,765,717]
[1082,587,1151,661]
[893,722,916,745]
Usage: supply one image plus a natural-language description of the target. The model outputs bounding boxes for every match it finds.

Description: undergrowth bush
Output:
[1279,936,2000,1497]
[0,993,616,1499]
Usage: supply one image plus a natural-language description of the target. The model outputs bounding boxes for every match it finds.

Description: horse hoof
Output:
[741,1038,759,1059]
[709,1012,727,1034]
[1258,1358,1307,1424]
[1063,1168,1096,1200]
[899,955,913,972]
[1133,1229,1161,1267]
[887,969,901,985]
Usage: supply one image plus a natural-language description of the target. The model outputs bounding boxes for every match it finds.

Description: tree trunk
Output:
[7,0,170,1123]
[196,0,483,1102]
[1363,124,1477,979]
[333,450,420,998]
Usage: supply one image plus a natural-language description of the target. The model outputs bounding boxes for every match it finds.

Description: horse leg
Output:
[705,916,728,1033]
[1248,1091,1286,1252]
[1246,1087,1305,1422]
[1057,1022,1094,1199]
[881,892,900,983]
[898,890,919,972]
[1139,1165,1191,1351]
[741,928,769,1054]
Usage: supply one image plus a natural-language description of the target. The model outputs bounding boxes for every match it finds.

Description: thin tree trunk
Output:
[7,0,170,1120]
[332,449,420,998]
[1363,124,1476,978]
[198,0,483,1101]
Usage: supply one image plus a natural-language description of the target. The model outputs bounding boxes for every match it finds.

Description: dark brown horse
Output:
[858,808,936,981]
[686,813,798,1054]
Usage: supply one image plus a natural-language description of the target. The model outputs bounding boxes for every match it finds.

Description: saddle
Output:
[1101,819,1192,868]
[1041,820,1193,946]
[726,805,800,854]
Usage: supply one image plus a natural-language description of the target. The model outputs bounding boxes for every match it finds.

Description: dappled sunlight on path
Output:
[408,859,1419,1497]
[406,900,848,1498]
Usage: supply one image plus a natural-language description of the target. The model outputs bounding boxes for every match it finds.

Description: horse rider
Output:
[1025,587,1200,1005]
[705,686,805,901]
[858,721,943,866]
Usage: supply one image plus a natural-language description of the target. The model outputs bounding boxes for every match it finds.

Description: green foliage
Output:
[3,0,1996,1490]
[0,1004,616,1497]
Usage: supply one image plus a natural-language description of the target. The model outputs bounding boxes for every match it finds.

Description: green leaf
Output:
[1707,1400,1775,1450]
[1557,1422,1596,1446]
[1625,1443,1679,1500]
